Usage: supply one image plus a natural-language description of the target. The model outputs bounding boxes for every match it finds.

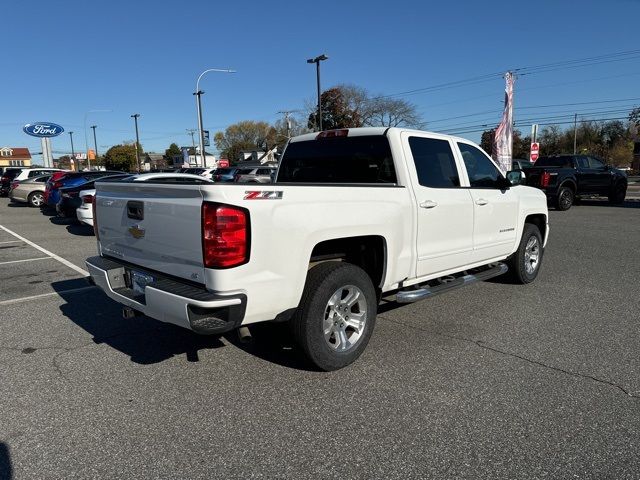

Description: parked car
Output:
[56,173,132,218]
[43,171,70,204]
[8,174,51,207]
[0,168,24,196]
[14,167,64,182]
[211,167,238,182]
[87,127,548,371]
[234,166,277,183]
[524,154,627,210]
[180,167,216,177]
[211,167,239,182]
[75,173,210,227]
[45,171,124,208]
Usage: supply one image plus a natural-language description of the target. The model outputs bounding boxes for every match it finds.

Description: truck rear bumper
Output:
[85,256,246,334]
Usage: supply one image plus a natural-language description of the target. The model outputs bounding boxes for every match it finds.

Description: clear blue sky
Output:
[3,0,640,161]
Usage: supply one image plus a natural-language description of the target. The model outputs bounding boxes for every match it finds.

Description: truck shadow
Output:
[573,198,640,209]
[52,279,226,365]
[0,442,12,480]
[51,279,314,370]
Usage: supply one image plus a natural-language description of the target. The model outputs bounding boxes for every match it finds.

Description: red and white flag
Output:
[493,72,514,172]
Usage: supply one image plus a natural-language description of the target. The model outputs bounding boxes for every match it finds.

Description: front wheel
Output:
[291,262,377,371]
[608,184,626,204]
[508,224,544,284]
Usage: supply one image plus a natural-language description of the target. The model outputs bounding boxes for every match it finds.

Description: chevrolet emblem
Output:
[128,225,145,239]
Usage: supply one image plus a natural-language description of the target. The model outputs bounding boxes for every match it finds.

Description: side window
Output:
[458,143,503,188]
[576,156,589,168]
[588,157,605,169]
[408,137,460,188]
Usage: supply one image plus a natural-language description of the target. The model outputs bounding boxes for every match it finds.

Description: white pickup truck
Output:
[86,127,549,370]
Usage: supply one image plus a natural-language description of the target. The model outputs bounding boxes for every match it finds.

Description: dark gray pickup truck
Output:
[524,154,627,210]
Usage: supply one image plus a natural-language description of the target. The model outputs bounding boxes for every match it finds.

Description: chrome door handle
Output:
[475,198,488,206]
[420,200,438,209]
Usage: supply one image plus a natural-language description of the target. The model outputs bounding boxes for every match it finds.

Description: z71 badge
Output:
[244,191,284,200]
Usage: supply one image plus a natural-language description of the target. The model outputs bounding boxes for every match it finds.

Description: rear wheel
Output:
[608,183,626,204]
[291,262,377,371]
[556,186,574,211]
[28,191,44,207]
[508,224,543,284]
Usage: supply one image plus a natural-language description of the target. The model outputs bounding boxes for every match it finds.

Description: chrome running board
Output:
[396,263,508,304]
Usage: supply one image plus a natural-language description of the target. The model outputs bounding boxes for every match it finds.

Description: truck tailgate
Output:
[95,182,205,283]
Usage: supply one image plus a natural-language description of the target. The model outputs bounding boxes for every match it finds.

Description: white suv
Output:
[14,168,64,182]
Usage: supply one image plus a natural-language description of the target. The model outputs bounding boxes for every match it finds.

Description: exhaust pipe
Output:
[237,326,252,343]
[122,306,142,319]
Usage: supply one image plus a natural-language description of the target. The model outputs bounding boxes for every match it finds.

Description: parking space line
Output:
[0,224,89,276]
[0,285,97,306]
[0,257,51,266]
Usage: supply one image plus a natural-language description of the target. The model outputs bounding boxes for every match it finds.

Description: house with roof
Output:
[0,147,32,168]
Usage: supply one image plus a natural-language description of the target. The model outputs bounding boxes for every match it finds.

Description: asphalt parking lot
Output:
[1,197,640,479]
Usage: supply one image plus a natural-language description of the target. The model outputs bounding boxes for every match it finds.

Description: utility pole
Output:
[186,128,197,150]
[573,113,578,154]
[69,131,75,158]
[90,125,98,160]
[278,110,295,138]
[131,114,141,173]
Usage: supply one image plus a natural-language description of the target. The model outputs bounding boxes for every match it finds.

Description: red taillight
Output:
[316,129,348,139]
[202,202,249,268]
[82,195,94,204]
[92,199,99,239]
[540,172,551,187]
[52,181,63,189]
[10,181,19,190]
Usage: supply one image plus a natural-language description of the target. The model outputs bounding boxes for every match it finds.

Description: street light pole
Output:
[194,68,236,167]
[573,113,578,154]
[306,54,328,131]
[91,125,98,160]
[131,114,141,173]
[84,109,111,171]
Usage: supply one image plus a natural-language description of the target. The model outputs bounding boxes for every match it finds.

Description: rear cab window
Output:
[278,135,397,183]
[535,156,574,168]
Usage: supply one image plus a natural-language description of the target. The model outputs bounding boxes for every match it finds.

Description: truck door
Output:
[587,156,612,194]
[456,142,519,262]
[401,133,474,276]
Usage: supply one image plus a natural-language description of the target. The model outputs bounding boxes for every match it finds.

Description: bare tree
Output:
[364,97,423,128]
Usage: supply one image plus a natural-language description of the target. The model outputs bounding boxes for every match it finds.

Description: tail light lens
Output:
[82,195,94,204]
[540,172,551,187]
[10,181,19,190]
[202,202,249,268]
[52,181,63,189]
[316,129,349,139]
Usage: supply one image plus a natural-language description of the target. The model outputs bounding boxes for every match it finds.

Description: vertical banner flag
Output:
[493,72,514,172]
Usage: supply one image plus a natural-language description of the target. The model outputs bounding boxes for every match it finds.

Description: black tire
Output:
[608,183,626,204]
[28,191,45,208]
[291,261,377,371]
[508,224,544,284]
[556,186,574,211]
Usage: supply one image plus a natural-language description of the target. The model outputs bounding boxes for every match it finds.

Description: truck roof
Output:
[290,127,475,144]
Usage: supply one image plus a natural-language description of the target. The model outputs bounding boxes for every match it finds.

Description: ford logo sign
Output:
[23,122,65,138]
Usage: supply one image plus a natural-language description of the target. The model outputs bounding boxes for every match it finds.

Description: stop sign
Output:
[530,142,540,162]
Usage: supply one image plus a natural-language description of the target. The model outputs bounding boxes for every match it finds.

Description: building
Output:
[0,147,31,168]
[237,147,278,166]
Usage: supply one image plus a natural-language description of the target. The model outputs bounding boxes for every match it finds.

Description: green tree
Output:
[214,121,277,163]
[103,144,139,172]
[480,128,495,154]
[165,142,181,158]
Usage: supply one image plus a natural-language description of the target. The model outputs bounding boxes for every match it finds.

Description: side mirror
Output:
[506,170,526,186]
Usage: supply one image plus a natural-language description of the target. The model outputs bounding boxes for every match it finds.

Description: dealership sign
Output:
[23,122,64,138]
